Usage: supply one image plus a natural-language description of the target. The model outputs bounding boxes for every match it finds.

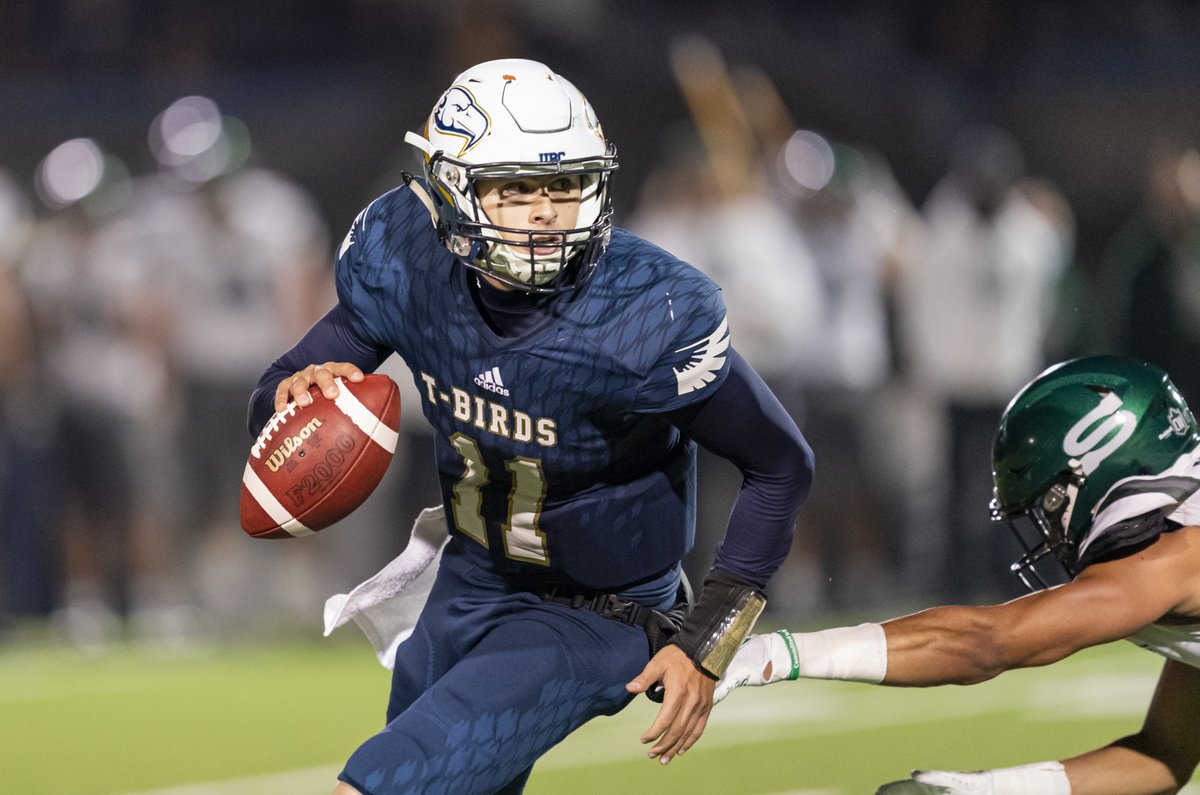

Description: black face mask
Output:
[992,477,1079,592]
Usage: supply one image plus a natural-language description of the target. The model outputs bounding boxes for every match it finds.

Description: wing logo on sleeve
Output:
[337,207,368,260]
[672,315,730,395]
[337,226,355,260]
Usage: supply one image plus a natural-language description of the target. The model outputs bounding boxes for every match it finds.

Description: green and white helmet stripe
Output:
[1079,449,1200,562]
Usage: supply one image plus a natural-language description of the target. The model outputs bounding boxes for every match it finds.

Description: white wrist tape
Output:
[990,761,1070,795]
[793,622,887,683]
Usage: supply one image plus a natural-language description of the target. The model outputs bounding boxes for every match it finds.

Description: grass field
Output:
[1,621,1194,794]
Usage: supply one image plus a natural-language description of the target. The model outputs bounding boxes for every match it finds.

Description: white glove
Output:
[713,629,799,703]
[875,762,1070,795]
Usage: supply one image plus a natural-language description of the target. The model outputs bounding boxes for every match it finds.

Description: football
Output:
[240,374,401,539]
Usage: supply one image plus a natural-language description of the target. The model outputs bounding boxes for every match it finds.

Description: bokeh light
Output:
[33,138,105,209]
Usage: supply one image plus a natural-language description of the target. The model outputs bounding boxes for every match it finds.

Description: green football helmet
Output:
[991,356,1200,588]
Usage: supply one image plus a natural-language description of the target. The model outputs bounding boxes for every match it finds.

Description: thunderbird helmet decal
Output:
[433,86,489,155]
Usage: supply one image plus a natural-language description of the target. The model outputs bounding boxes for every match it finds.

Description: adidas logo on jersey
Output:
[474,366,510,397]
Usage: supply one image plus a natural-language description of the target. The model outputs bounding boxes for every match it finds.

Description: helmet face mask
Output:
[429,150,615,291]
[990,356,1200,591]
[992,473,1080,590]
[407,59,618,293]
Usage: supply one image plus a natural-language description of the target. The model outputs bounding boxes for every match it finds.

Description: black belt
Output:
[542,586,691,704]
[540,590,656,629]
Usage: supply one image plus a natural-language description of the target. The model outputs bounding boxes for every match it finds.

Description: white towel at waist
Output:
[322,505,448,669]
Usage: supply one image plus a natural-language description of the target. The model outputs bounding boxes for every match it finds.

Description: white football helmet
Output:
[405,59,617,292]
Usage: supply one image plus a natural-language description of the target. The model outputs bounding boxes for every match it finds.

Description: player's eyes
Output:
[496,177,578,199]
[547,177,578,195]
[499,182,534,197]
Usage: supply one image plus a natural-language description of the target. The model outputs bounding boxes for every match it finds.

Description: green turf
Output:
[0,629,1171,794]
[0,637,386,794]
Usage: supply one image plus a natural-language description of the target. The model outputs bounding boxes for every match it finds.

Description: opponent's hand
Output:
[874,769,996,794]
[625,644,715,765]
[713,630,800,704]
[274,362,365,413]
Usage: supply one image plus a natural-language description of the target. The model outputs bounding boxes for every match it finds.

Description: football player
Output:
[715,356,1200,794]
[247,59,814,794]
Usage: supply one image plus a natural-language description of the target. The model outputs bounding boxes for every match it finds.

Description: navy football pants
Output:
[339,543,651,794]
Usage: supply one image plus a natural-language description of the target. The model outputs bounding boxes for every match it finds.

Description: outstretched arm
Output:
[880,527,1200,687]
[718,526,1200,700]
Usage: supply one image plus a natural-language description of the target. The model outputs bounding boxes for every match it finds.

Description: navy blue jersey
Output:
[335,182,731,591]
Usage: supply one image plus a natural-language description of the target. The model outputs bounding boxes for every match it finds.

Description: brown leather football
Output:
[240,374,400,538]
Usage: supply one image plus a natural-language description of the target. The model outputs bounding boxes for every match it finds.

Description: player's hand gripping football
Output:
[274,362,365,412]
[625,644,715,765]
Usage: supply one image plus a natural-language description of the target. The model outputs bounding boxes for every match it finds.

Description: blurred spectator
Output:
[776,136,926,610]
[1100,139,1200,405]
[17,138,188,649]
[127,97,332,630]
[897,124,1074,603]
[626,121,822,589]
[0,167,54,630]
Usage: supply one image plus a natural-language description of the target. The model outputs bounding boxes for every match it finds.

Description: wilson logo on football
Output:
[258,417,324,473]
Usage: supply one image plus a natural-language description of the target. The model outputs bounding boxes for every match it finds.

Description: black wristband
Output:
[669,570,766,679]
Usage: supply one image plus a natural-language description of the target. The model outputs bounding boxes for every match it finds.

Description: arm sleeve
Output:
[669,348,814,590]
[246,303,392,437]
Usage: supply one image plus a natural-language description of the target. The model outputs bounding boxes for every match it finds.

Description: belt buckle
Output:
[601,594,633,623]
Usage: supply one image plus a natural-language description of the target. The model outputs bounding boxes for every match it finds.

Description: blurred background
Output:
[4,0,1200,656]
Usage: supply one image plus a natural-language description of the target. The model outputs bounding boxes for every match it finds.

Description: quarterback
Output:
[716,356,1200,794]
[248,59,814,794]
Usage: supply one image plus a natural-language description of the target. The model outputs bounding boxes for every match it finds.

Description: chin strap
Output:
[670,570,766,679]
[401,172,439,226]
